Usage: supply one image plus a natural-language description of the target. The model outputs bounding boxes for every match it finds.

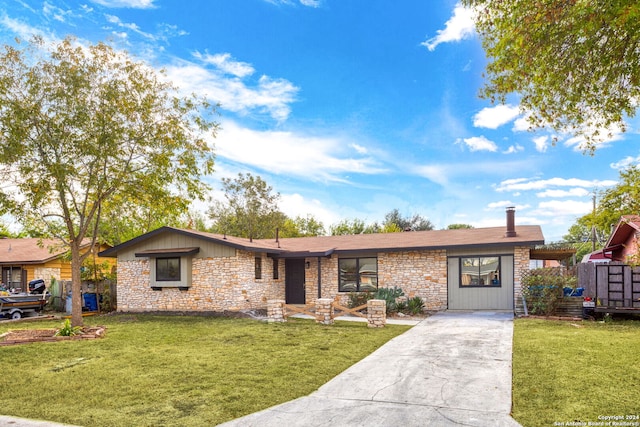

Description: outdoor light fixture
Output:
[305,261,310,269]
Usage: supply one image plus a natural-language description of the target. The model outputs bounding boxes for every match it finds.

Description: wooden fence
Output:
[578,262,640,313]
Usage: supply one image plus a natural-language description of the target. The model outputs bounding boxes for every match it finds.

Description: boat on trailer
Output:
[0,279,50,320]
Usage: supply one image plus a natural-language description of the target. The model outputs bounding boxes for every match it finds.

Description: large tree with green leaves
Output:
[463,0,640,150]
[562,165,640,260]
[208,173,284,240]
[279,215,326,237]
[0,37,217,326]
[382,209,434,231]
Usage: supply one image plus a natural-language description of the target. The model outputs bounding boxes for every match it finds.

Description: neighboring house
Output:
[0,238,112,291]
[100,208,545,313]
[591,215,640,263]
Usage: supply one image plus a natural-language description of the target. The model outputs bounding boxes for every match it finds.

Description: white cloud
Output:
[473,104,520,129]
[532,136,549,153]
[534,200,593,217]
[413,164,450,186]
[486,201,530,211]
[263,0,322,7]
[350,143,368,154]
[193,52,255,78]
[105,14,155,40]
[564,122,625,151]
[299,0,321,7]
[43,2,73,23]
[503,144,524,154]
[0,14,51,40]
[512,116,531,132]
[496,177,617,192]
[536,188,591,198]
[422,3,475,51]
[91,0,156,8]
[213,121,387,182]
[610,156,640,170]
[458,136,498,152]
[163,59,299,122]
[280,193,338,229]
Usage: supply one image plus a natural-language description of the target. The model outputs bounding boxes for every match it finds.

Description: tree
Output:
[463,0,640,150]
[447,224,474,230]
[383,209,434,231]
[594,165,640,229]
[208,173,283,240]
[330,218,367,235]
[279,215,326,237]
[562,165,640,260]
[0,37,217,326]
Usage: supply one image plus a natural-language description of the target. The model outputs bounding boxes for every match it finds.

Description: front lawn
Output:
[512,318,640,427]
[0,314,410,426]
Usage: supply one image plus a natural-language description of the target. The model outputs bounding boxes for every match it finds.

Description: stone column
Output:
[367,299,386,328]
[267,299,286,323]
[315,298,334,325]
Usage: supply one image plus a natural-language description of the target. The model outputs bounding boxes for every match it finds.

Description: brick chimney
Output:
[505,207,517,237]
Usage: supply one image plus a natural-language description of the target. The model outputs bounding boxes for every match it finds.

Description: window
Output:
[156,257,181,282]
[339,257,378,292]
[255,257,262,279]
[272,258,279,280]
[460,256,501,287]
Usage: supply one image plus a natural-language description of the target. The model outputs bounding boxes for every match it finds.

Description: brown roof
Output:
[0,238,71,264]
[270,225,544,256]
[100,225,545,258]
[604,215,640,250]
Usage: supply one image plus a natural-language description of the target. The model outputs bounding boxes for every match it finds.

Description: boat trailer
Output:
[0,279,50,320]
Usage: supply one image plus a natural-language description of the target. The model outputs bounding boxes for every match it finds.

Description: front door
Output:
[285,259,306,304]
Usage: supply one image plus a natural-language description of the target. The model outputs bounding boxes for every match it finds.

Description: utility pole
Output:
[591,194,597,252]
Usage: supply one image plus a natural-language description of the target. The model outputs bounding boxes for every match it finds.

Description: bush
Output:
[55,319,82,337]
[407,296,425,315]
[347,291,373,308]
[521,268,576,316]
[374,286,404,314]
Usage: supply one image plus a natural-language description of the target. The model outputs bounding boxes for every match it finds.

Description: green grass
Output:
[0,314,410,426]
[512,318,640,427]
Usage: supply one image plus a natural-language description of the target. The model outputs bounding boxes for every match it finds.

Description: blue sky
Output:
[1,0,637,242]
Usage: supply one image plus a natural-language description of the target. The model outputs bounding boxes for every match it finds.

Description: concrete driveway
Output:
[220,311,521,427]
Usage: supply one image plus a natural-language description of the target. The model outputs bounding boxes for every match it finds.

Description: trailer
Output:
[0,279,50,320]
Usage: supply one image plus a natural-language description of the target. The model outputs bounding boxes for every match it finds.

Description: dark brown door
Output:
[285,259,305,304]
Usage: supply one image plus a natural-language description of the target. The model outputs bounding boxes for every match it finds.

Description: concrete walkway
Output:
[220,311,521,427]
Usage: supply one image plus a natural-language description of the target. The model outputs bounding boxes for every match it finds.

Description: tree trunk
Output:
[70,243,84,327]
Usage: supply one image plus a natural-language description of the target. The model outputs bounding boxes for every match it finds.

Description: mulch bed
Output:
[0,326,106,346]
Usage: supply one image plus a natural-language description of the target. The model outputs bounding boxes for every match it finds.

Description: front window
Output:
[339,257,378,292]
[460,256,501,287]
[255,257,262,279]
[156,257,181,282]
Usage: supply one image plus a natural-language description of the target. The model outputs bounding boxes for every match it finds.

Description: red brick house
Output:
[595,215,640,263]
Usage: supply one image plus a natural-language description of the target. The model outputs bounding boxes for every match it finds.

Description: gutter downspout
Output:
[317,257,322,299]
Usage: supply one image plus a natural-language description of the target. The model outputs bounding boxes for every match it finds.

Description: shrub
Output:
[521,268,575,316]
[55,319,82,337]
[347,291,374,308]
[407,296,425,315]
[374,286,404,314]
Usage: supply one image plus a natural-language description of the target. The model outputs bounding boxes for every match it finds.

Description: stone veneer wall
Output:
[303,249,447,311]
[33,267,61,285]
[513,246,531,308]
[378,250,448,311]
[116,250,284,312]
